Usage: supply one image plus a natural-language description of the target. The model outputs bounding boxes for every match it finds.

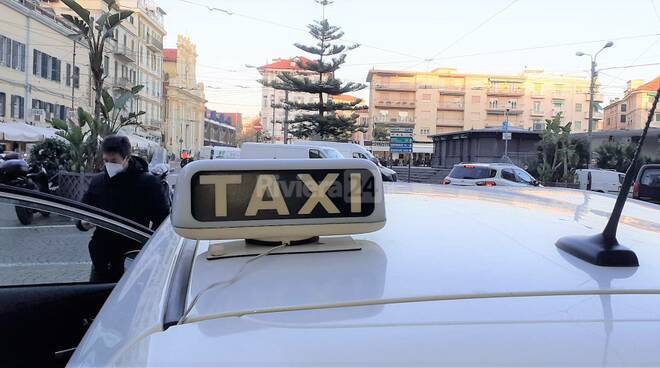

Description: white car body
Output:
[198,146,241,160]
[240,142,342,159]
[293,141,398,181]
[576,169,625,193]
[69,184,660,367]
[445,163,539,187]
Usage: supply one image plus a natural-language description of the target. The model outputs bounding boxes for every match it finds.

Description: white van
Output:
[293,141,398,182]
[240,143,342,159]
[199,146,241,160]
[575,169,625,193]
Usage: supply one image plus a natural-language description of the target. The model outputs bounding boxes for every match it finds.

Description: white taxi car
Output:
[1,159,659,367]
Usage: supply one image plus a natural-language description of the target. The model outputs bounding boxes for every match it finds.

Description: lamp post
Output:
[576,41,613,168]
[270,95,276,144]
[66,34,83,111]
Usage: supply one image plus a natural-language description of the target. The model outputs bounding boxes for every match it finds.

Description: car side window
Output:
[309,149,322,159]
[501,169,517,182]
[0,201,146,287]
[641,169,660,187]
[353,152,362,159]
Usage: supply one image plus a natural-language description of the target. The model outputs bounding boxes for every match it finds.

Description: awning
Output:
[0,123,61,142]
[118,130,160,150]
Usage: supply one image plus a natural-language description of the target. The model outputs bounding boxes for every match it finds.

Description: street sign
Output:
[390,132,413,138]
[502,121,509,132]
[502,132,512,140]
[390,137,413,144]
[390,127,414,133]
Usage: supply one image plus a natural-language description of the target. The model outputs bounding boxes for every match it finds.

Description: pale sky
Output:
[158,0,660,116]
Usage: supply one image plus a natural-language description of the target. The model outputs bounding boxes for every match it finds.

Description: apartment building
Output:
[0,0,92,127]
[603,77,660,131]
[366,68,600,142]
[258,57,323,143]
[43,0,166,143]
[204,109,237,147]
[162,35,206,155]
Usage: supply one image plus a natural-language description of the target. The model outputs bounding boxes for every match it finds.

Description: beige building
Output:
[43,0,166,143]
[0,0,92,127]
[603,77,660,131]
[366,68,601,142]
[163,35,205,155]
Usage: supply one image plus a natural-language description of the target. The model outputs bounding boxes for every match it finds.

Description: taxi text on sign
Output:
[191,169,376,221]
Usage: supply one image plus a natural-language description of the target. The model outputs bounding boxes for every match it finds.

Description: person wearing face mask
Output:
[79,135,171,281]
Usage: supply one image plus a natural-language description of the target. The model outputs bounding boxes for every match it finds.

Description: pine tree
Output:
[264,0,366,141]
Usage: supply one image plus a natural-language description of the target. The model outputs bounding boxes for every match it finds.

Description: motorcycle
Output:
[149,148,173,205]
[0,154,54,225]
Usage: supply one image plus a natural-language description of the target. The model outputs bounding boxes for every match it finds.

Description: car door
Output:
[0,184,153,368]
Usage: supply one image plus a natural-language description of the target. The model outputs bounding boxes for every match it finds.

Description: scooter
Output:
[150,163,173,206]
[0,157,52,225]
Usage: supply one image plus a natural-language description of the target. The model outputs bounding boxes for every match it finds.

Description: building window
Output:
[73,66,80,88]
[575,121,582,130]
[65,63,71,86]
[533,101,541,112]
[575,103,582,112]
[10,95,24,119]
[489,99,498,109]
[507,100,517,109]
[532,119,544,131]
[621,104,627,112]
[471,95,481,103]
[0,92,5,117]
[620,114,626,123]
[656,113,660,121]
[0,35,26,72]
[575,86,584,94]
[420,128,430,135]
[33,50,61,82]
[533,83,542,93]
[553,101,563,112]
[103,56,109,77]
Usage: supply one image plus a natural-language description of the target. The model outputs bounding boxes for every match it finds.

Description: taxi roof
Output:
[120,184,660,366]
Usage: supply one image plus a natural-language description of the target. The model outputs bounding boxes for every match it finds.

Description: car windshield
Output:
[449,166,496,180]
[514,169,536,185]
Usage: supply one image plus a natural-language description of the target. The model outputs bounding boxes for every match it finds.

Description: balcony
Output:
[438,87,465,95]
[143,119,162,129]
[530,110,544,117]
[486,107,524,115]
[530,92,544,99]
[487,87,524,96]
[436,120,464,128]
[437,102,464,111]
[551,91,566,99]
[372,116,415,125]
[113,77,133,91]
[374,83,416,92]
[114,45,136,63]
[374,100,416,109]
[145,35,163,51]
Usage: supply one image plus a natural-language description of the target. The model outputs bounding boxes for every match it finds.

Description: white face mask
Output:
[105,162,125,178]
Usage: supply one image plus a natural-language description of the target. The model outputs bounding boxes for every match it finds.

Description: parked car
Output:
[633,164,660,204]
[293,141,397,181]
[575,169,625,194]
[240,142,342,159]
[443,163,540,187]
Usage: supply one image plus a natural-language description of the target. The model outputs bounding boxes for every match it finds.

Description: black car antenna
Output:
[555,82,660,267]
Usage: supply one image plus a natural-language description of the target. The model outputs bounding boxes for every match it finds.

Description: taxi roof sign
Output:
[171,159,386,241]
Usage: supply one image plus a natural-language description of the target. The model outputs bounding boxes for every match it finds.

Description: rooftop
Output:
[258,56,314,71]
[163,49,177,62]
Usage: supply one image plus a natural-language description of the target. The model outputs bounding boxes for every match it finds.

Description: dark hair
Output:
[101,135,131,158]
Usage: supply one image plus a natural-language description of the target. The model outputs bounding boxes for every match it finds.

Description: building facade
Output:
[603,78,660,131]
[42,0,165,143]
[163,35,205,155]
[257,57,323,143]
[0,0,92,127]
[203,109,236,147]
[366,68,601,143]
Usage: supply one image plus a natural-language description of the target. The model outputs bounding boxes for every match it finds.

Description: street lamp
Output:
[270,95,276,144]
[66,34,84,111]
[576,41,614,168]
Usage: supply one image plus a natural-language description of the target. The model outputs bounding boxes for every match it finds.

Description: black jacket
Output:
[82,156,170,260]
